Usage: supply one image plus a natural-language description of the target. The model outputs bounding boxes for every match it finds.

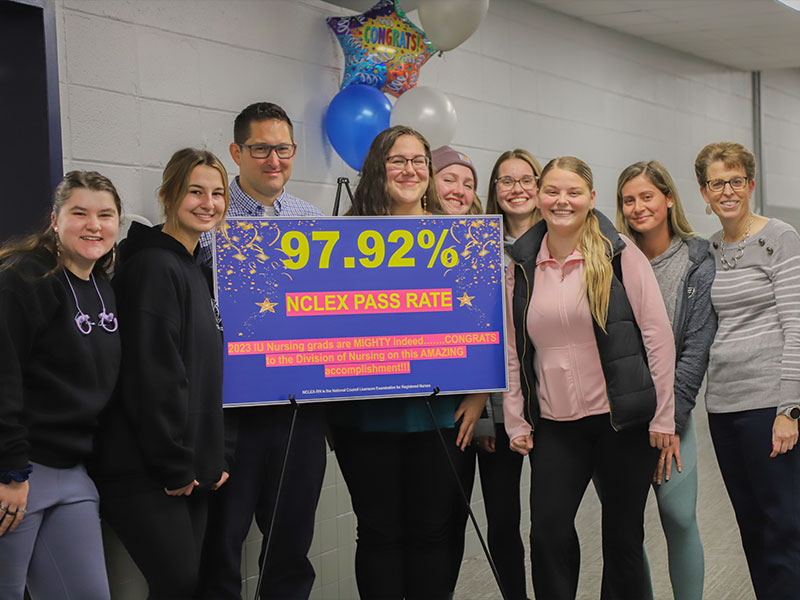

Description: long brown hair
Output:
[0,171,123,275]
[615,160,695,244]
[485,149,543,237]
[159,148,230,231]
[347,126,441,216]
[540,156,613,330]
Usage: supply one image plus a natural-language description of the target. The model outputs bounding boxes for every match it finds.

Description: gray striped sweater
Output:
[706,218,800,414]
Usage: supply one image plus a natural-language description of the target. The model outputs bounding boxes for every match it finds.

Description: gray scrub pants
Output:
[0,462,110,600]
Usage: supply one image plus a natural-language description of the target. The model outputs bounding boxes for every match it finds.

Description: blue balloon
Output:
[325,85,392,172]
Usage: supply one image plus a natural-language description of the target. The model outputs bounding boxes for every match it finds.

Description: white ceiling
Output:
[524,0,800,71]
[329,0,418,12]
[328,0,800,71]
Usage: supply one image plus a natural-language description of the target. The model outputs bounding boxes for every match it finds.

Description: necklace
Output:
[63,269,119,335]
[720,214,754,270]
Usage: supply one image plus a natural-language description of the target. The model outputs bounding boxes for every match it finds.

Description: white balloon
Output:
[390,86,457,149]
[418,0,489,52]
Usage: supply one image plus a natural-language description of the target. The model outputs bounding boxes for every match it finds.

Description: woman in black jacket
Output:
[92,148,229,599]
[0,171,122,599]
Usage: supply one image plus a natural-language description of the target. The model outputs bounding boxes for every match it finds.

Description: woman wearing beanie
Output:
[431,145,482,216]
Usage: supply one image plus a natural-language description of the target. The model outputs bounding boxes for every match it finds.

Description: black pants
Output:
[199,404,327,600]
[709,408,800,599]
[529,415,658,600]
[449,424,527,600]
[333,427,460,600]
[99,479,209,600]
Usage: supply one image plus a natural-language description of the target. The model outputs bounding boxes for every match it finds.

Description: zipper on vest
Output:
[608,410,620,432]
[607,252,621,432]
[519,264,533,431]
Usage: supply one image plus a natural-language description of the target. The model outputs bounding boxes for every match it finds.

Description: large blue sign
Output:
[213,216,507,406]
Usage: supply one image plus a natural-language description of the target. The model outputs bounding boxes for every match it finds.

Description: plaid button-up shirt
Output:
[200,176,324,267]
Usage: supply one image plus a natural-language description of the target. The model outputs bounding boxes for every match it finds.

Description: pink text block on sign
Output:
[285,288,453,316]
[324,362,411,378]
[264,346,468,367]
[228,331,499,356]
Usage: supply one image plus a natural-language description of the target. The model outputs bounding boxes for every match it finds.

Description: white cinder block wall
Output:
[55,0,800,598]
[762,68,800,215]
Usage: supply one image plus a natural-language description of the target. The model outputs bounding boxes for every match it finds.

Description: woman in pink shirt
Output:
[503,156,675,599]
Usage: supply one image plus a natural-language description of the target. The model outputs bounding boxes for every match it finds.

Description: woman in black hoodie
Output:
[0,171,122,599]
[92,148,229,599]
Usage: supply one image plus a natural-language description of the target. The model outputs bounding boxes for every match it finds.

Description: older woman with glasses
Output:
[696,141,800,599]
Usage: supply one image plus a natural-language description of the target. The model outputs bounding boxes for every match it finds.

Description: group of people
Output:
[0,97,797,600]
[0,103,325,600]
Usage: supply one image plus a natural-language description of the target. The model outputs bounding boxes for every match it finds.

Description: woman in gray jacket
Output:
[616,160,717,600]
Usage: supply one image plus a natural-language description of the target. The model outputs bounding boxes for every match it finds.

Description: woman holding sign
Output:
[92,148,229,599]
[503,156,675,599]
[332,125,487,600]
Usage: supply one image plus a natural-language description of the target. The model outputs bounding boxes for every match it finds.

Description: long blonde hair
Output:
[540,156,613,330]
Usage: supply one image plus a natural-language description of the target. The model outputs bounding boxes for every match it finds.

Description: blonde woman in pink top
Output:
[503,156,676,600]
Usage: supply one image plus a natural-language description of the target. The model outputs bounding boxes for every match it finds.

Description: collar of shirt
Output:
[537,232,585,266]
[228,177,316,218]
[228,176,279,217]
[200,177,321,266]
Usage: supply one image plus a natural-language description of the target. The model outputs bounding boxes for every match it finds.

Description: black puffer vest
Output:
[507,210,656,431]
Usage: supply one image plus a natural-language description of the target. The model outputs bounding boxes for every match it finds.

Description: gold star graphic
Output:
[457,292,475,307]
[256,298,278,313]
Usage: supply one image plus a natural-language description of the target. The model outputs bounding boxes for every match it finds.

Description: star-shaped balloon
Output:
[327,0,438,98]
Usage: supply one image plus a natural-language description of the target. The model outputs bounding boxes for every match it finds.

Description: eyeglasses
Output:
[386,155,430,171]
[238,143,297,159]
[705,176,748,193]
[494,176,537,191]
